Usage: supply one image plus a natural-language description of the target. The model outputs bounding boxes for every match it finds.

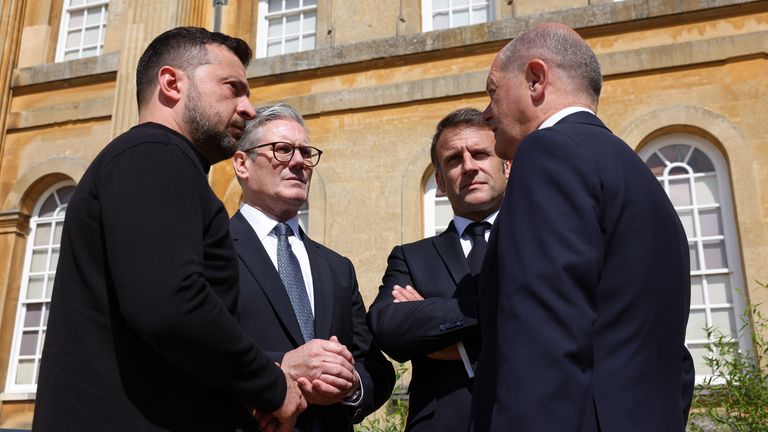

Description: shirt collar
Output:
[239,203,303,241]
[453,210,498,237]
[538,107,595,130]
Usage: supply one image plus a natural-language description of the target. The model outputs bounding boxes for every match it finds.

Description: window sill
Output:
[0,392,36,401]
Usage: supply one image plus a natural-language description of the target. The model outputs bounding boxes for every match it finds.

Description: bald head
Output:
[498,23,602,106]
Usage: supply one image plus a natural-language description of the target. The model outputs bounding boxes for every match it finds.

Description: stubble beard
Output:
[183,80,238,162]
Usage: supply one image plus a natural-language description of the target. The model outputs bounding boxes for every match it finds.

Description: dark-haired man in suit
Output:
[474,22,694,431]
[230,103,395,432]
[368,107,509,431]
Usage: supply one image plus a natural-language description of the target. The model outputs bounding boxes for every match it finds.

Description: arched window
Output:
[5,182,74,394]
[423,172,453,237]
[639,134,748,381]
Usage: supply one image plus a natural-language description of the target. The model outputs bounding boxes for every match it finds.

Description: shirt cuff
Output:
[341,370,363,406]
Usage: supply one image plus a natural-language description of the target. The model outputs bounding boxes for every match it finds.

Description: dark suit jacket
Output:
[230,211,395,432]
[472,112,695,431]
[368,223,479,432]
[34,124,284,431]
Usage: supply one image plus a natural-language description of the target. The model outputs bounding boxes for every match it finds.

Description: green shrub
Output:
[355,362,409,432]
[689,281,768,431]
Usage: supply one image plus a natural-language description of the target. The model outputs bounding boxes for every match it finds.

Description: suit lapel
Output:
[303,233,333,340]
[231,211,304,346]
[432,221,470,285]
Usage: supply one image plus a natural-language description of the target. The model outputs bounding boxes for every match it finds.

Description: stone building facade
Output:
[0,0,767,428]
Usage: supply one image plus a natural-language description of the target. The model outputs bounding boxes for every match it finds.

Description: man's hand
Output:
[282,337,356,405]
[253,367,307,432]
[392,285,424,303]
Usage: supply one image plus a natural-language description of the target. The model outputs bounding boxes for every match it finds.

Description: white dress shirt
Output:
[239,203,315,314]
[539,106,595,130]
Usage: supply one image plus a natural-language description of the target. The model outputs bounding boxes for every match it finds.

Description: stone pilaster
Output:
[109,0,180,138]
[0,0,26,179]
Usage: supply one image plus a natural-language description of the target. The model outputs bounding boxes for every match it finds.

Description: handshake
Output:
[251,336,359,432]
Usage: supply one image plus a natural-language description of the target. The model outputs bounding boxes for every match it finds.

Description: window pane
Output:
[699,208,722,237]
[434,0,449,9]
[65,30,82,50]
[677,209,694,238]
[34,223,52,245]
[689,344,712,377]
[707,275,732,305]
[303,11,317,32]
[454,0,470,6]
[304,0,317,6]
[668,178,691,206]
[45,277,55,298]
[81,46,99,58]
[302,34,316,50]
[435,198,454,228]
[83,26,100,45]
[471,5,489,24]
[57,186,74,205]
[711,309,736,338]
[268,17,283,38]
[689,149,715,173]
[27,276,45,300]
[286,0,300,10]
[645,153,665,176]
[20,331,38,356]
[39,195,59,218]
[660,144,689,164]
[64,51,80,61]
[433,11,449,30]
[703,241,727,269]
[69,9,85,27]
[85,8,103,26]
[686,310,708,340]
[285,14,300,35]
[694,175,719,205]
[49,249,60,272]
[31,250,48,273]
[25,303,43,327]
[268,0,283,13]
[453,8,470,27]
[15,359,35,385]
[284,37,300,54]
[690,276,703,305]
[53,222,64,244]
[267,40,282,56]
[689,243,699,271]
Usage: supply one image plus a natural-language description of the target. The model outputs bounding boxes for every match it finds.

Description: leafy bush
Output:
[689,281,768,431]
[355,362,409,432]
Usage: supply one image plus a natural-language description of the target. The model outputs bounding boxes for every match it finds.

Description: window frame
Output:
[256,0,318,59]
[54,0,109,62]
[421,0,494,32]
[423,171,453,237]
[638,133,749,383]
[4,181,74,396]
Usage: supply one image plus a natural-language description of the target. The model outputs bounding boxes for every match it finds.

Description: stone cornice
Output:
[8,0,765,89]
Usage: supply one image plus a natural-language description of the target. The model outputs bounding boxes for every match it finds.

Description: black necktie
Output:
[465,222,490,275]
[273,222,314,342]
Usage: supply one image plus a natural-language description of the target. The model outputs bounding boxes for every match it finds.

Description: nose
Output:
[461,152,478,173]
[288,147,307,168]
[237,96,256,120]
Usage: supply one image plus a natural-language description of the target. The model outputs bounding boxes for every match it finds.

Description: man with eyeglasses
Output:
[230,103,395,432]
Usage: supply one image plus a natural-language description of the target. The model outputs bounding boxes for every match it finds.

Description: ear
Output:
[157,65,184,104]
[503,159,512,180]
[525,59,548,103]
[232,151,250,181]
[435,169,447,195]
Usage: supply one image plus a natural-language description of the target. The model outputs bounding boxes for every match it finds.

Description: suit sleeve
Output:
[99,143,285,412]
[489,130,602,426]
[367,245,479,362]
[343,258,396,423]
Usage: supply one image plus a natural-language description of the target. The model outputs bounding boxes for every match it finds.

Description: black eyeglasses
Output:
[246,141,323,167]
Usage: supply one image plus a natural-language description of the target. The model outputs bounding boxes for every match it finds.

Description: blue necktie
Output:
[465,221,490,276]
[273,222,314,342]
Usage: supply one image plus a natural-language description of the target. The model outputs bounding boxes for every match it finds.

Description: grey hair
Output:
[498,24,602,105]
[238,102,306,152]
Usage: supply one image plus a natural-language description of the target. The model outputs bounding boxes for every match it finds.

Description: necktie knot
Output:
[273,222,293,238]
[465,221,491,240]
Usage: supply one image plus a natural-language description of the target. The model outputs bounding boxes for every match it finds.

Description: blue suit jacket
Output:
[472,112,694,431]
[230,211,395,431]
[368,223,479,431]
